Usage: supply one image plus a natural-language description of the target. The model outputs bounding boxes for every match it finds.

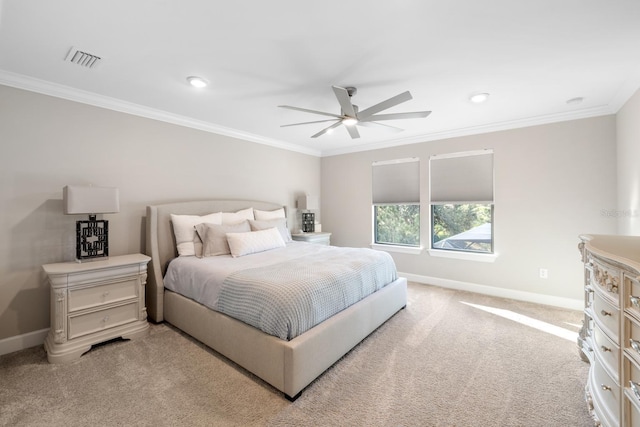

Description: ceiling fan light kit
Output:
[279,85,431,139]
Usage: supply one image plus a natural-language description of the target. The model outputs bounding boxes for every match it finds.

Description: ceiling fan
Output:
[279,86,431,139]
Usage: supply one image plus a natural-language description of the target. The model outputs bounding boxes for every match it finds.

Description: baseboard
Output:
[400,272,583,311]
[0,328,49,357]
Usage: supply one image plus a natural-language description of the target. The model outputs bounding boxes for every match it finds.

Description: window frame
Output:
[371,158,422,252]
[428,150,495,258]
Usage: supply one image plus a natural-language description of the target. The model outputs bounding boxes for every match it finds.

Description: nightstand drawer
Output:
[68,278,138,312]
[68,302,139,340]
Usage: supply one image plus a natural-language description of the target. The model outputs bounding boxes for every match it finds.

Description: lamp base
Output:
[75,217,109,262]
[301,212,315,233]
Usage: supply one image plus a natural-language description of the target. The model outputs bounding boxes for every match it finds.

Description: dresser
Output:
[579,234,640,426]
[291,232,332,245]
[42,254,150,363]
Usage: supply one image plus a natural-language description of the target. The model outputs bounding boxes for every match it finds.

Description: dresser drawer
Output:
[595,324,620,382]
[68,302,138,340]
[589,256,621,305]
[591,358,621,426]
[627,274,640,320]
[627,400,640,427]
[68,278,138,312]
[594,290,620,343]
[626,318,640,366]
[626,356,640,427]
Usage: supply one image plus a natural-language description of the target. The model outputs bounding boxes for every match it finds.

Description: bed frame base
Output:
[163,277,407,399]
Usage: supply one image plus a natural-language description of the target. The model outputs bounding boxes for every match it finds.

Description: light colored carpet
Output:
[0,282,592,426]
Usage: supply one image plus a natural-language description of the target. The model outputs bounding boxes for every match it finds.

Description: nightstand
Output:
[291,232,331,245]
[42,253,150,363]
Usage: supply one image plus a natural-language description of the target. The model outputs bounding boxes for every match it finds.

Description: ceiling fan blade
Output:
[332,86,357,118]
[360,111,432,122]
[357,121,404,133]
[280,119,339,128]
[345,124,360,139]
[278,105,342,119]
[356,91,413,120]
[311,121,343,138]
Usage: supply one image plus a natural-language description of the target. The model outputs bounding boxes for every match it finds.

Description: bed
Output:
[145,199,407,400]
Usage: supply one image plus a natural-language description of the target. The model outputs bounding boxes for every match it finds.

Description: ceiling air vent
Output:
[65,47,102,68]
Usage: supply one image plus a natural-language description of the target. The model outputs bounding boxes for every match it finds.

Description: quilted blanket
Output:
[216,246,397,340]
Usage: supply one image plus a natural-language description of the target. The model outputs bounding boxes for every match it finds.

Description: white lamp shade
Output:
[63,185,120,214]
[297,195,319,210]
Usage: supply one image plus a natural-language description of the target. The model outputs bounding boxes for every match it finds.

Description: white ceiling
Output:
[1,0,639,157]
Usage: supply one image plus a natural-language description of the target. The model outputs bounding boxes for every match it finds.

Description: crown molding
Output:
[0,70,322,157]
[2,69,635,159]
[320,104,616,157]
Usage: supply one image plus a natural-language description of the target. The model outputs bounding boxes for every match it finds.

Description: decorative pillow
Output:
[226,227,286,258]
[254,207,285,220]
[171,213,222,256]
[249,218,292,242]
[221,207,254,224]
[194,221,251,257]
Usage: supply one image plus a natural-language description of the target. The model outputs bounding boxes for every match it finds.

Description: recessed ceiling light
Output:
[342,117,358,126]
[566,97,584,105]
[469,93,490,104]
[187,76,208,88]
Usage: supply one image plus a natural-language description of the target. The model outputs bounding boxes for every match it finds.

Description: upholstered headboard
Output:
[145,199,285,322]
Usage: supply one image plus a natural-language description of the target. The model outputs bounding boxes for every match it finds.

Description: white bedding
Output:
[163,241,325,310]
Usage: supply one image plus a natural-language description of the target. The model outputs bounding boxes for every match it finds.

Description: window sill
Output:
[428,249,498,263]
[370,244,423,255]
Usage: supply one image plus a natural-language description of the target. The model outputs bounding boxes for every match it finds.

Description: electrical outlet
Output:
[539,268,548,279]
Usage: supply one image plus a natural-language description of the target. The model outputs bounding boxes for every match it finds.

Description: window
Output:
[372,158,420,247]
[429,150,494,254]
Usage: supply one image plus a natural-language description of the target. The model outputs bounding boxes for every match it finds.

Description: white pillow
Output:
[221,207,254,224]
[254,207,285,220]
[226,227,286,258]
[171,212,222,256]
[249,218,292,242]
[194,221,251,257]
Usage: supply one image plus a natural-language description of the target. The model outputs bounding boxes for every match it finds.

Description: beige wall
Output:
[321,116,617,302]
[616,88,640,235]
[0,85,321,341]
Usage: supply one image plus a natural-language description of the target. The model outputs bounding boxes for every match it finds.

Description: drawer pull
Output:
[600,345,611,353]
[601,384,612,391]
[631,296,640,308]
[631,339,640,354]
[631,381,640,400]
[600,310,612,317]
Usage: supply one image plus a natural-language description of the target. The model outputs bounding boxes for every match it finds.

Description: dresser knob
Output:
[631,296,640,307]
[601,345,611,352]
[601,384,612,391]
[631,339,640,354]
[631,381,640,400]
[601,310,612,317]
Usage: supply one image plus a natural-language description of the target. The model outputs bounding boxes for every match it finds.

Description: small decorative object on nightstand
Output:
[42,253,150,363]
[291,232,331,246]
[297,194,319,232]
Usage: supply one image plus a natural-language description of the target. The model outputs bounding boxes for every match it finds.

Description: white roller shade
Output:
[372,158,420,204]
[430,150,493,204]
